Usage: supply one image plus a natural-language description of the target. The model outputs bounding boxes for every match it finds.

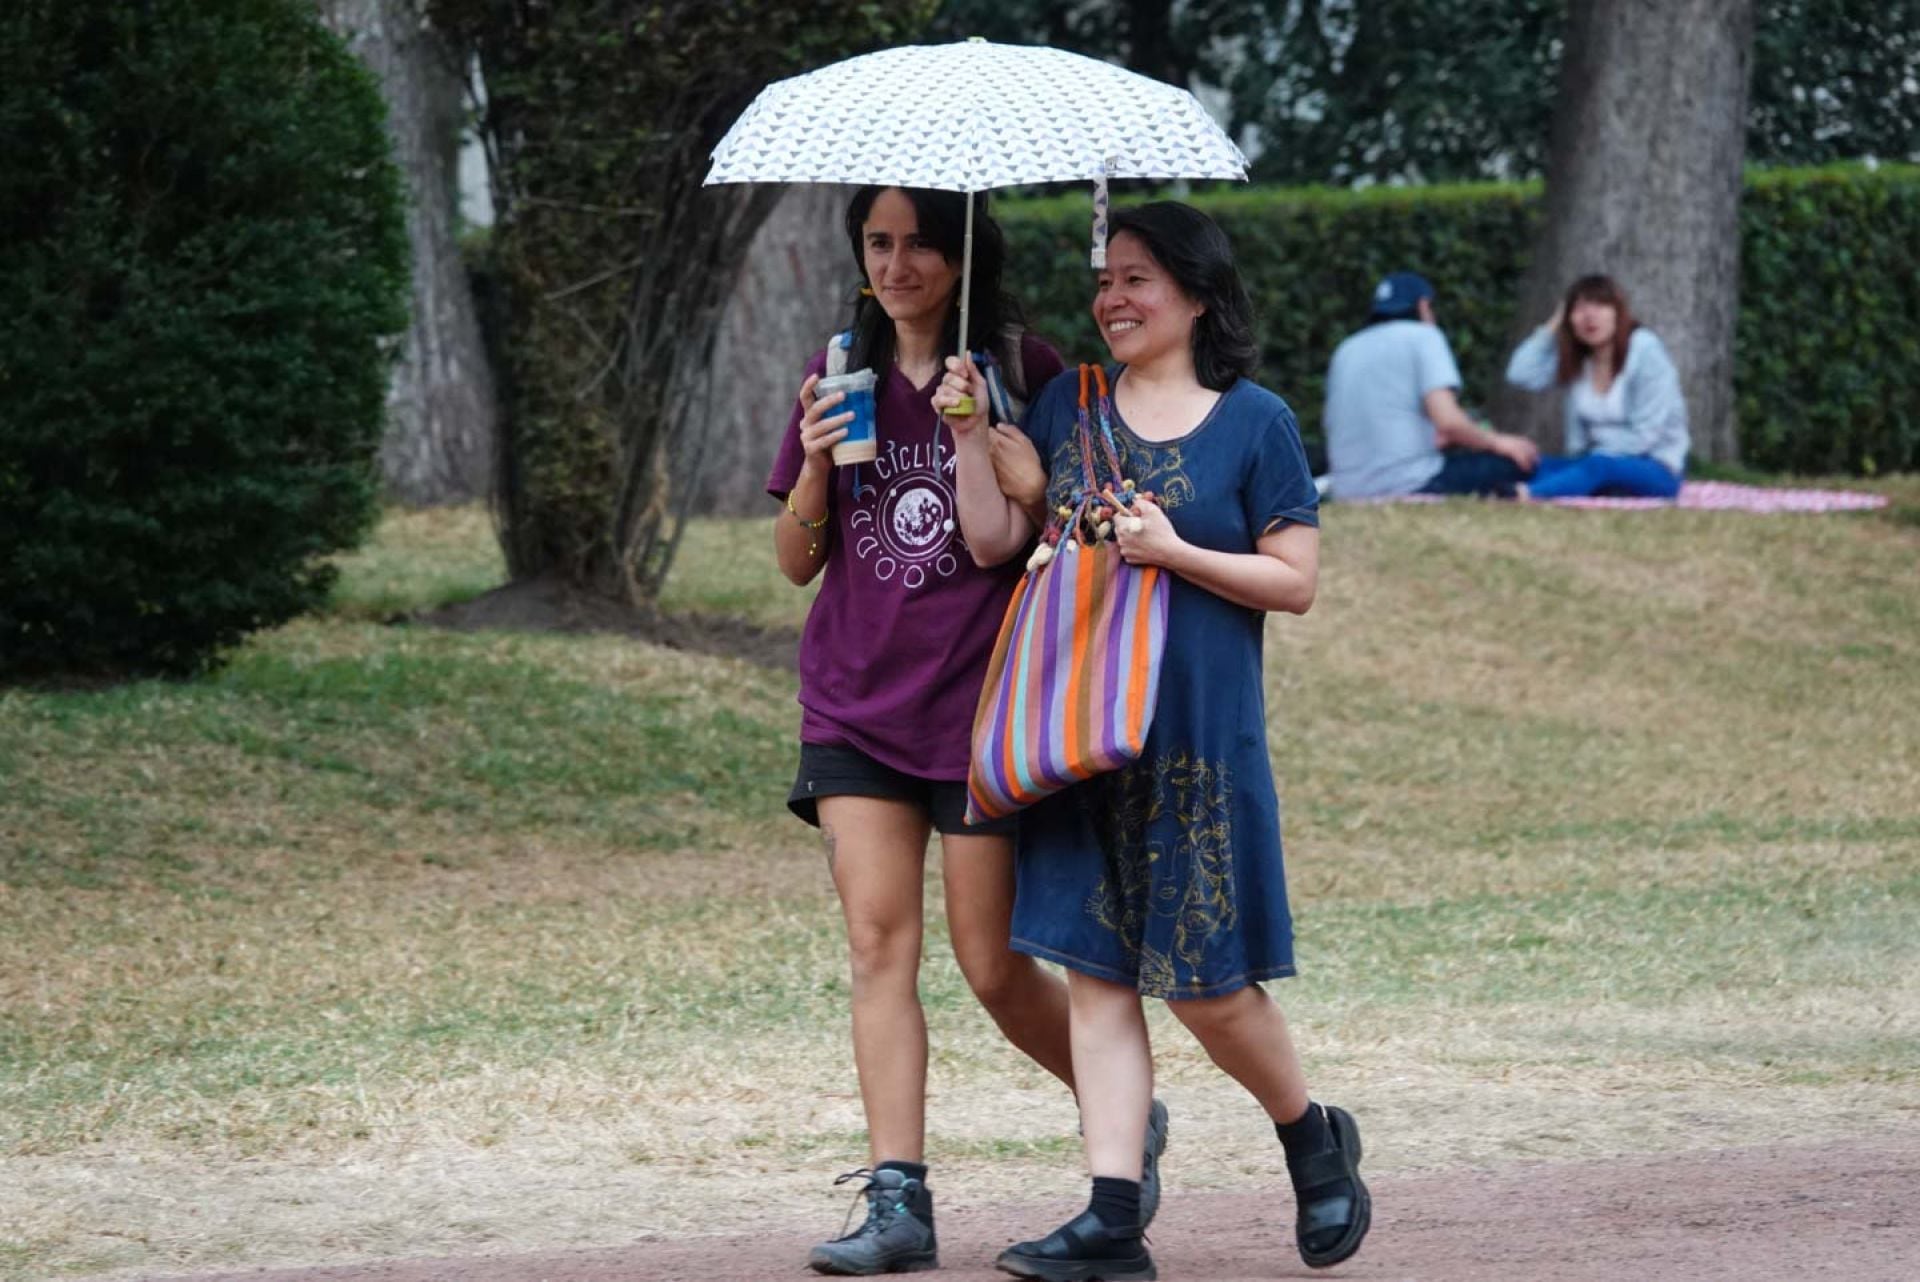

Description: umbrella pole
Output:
[947,191,977,418]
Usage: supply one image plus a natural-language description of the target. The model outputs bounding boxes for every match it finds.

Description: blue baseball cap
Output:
[1369,271,1435,320]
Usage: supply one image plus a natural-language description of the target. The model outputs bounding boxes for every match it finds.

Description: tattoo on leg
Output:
[821,824,838,874]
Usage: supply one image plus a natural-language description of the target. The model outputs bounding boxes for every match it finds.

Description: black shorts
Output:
[787,742,1017,837]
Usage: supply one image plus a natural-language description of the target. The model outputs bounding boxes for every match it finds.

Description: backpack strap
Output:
[999,324,1028,403]
[979,324,1030,424]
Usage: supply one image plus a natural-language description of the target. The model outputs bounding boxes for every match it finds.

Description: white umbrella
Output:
[704,39,1247,364]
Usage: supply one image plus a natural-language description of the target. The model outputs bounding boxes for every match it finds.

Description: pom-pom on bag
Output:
[966,365,1169,824]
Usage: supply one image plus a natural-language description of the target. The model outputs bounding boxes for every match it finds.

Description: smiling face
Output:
[860,188,961,332]
[1569,296,1620,350]
[1092,230,1204,368]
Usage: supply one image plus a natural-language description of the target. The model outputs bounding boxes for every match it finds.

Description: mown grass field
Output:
[3,492,1918,1281]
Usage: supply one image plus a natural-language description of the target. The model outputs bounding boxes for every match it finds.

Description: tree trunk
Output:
[428,0,932,602]
[319,0,496,504]
[691,185,857,516]
[1493,0,1757,462]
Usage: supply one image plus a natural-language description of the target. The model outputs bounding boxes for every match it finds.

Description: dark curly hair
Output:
[1106,202,1257,391]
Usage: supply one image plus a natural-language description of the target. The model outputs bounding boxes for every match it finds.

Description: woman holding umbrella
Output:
[942,202,1372,1279]
[770,185,1167,1276]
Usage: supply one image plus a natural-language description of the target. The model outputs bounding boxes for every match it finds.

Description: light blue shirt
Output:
[1505,326,1690,475]
[1323,320,1462,498]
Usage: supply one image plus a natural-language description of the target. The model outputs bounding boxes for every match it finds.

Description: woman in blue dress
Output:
[941,202,1371,1279]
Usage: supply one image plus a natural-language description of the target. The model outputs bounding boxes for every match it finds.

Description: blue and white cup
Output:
[816,368,878,465]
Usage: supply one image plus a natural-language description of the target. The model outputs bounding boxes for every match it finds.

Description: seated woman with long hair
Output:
[1504,274,1690,499]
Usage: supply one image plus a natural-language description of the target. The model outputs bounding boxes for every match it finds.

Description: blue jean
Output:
[1417,448,1528,498]
[1528,453,1681,499]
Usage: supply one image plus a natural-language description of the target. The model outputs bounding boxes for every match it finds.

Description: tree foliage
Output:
[0,0,408,678]
[932,0,1920,184]
[428,0,935,602]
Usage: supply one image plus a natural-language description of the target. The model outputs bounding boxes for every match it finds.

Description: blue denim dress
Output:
[1009,370,1320,1000]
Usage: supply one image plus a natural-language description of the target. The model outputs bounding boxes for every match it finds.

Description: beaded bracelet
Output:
[786,491,830,557]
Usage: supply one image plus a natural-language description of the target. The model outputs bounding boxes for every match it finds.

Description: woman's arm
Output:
[936,357,1037,566]
[1424,386,1540,469]
[1505,317,1562,391]
[1624,330,1691,473]
[989,425,1050,529]
[773,373,852,585]
[1115,497,1318,615]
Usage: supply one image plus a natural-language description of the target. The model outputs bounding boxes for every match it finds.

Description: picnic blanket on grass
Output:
[1343,480,1888,513]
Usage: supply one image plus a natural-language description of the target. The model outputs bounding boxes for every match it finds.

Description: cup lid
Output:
[816,367,876,391]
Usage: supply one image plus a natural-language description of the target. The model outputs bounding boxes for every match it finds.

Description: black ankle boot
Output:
[995,1207,1156,1281]
[1280,1103,1372,1268]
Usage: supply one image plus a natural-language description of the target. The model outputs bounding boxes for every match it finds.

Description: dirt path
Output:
[127,1135,1920,1282]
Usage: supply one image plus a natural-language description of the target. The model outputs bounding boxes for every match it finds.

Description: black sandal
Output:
[1286,1104,1372,1268]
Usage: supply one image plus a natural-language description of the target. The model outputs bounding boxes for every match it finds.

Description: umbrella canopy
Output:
[704,40,1247,193]
[704,40,1247,400]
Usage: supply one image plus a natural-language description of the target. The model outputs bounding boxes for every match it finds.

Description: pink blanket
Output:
[1355,481,1889,513]
[1545,481,1889,512]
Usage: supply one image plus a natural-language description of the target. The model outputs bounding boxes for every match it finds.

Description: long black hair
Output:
[841,185,1022,375]
[1106,202,1257,391]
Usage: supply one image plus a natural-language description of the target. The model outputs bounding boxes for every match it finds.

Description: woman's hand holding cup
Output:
[797,373,853,474]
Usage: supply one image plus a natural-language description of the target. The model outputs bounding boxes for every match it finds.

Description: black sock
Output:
[1088,1176,1142,1232]
[876,1159,928,1185]
[1273,1101,1333,1156]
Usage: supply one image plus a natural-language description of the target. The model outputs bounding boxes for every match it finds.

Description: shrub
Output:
[1736,167,1920,475]
[1002,164,1920,476]
[0,0,408,678]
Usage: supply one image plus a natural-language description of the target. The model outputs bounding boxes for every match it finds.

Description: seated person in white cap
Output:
[1322,272,1538,499]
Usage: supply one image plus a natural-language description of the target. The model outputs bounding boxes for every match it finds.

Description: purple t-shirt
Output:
[767,334,1066,780]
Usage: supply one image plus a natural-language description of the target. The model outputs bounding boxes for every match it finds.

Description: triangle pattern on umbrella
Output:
[706,41,1247,192]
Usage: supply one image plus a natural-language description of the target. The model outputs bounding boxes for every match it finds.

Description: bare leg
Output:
[939,830,1075,1089]
[1166,983,1311,1123]
[818,795,932,1164]
[1068,970,1152,1178]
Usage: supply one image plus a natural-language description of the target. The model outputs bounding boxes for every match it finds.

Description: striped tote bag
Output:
[966,366,1170,824]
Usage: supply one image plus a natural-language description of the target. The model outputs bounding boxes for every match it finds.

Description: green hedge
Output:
[1001,165,1920,476]
[0,1,408,678]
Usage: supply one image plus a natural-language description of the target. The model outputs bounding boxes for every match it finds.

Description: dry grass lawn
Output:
[2,493,1917,1281]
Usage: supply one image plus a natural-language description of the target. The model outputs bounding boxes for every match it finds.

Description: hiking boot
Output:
[808,1167,939,1275]
[995,1208,1156,1282]
[1139,1098,1170,1229]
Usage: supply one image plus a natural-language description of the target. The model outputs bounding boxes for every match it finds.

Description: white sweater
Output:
[1505,326,1691,475]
